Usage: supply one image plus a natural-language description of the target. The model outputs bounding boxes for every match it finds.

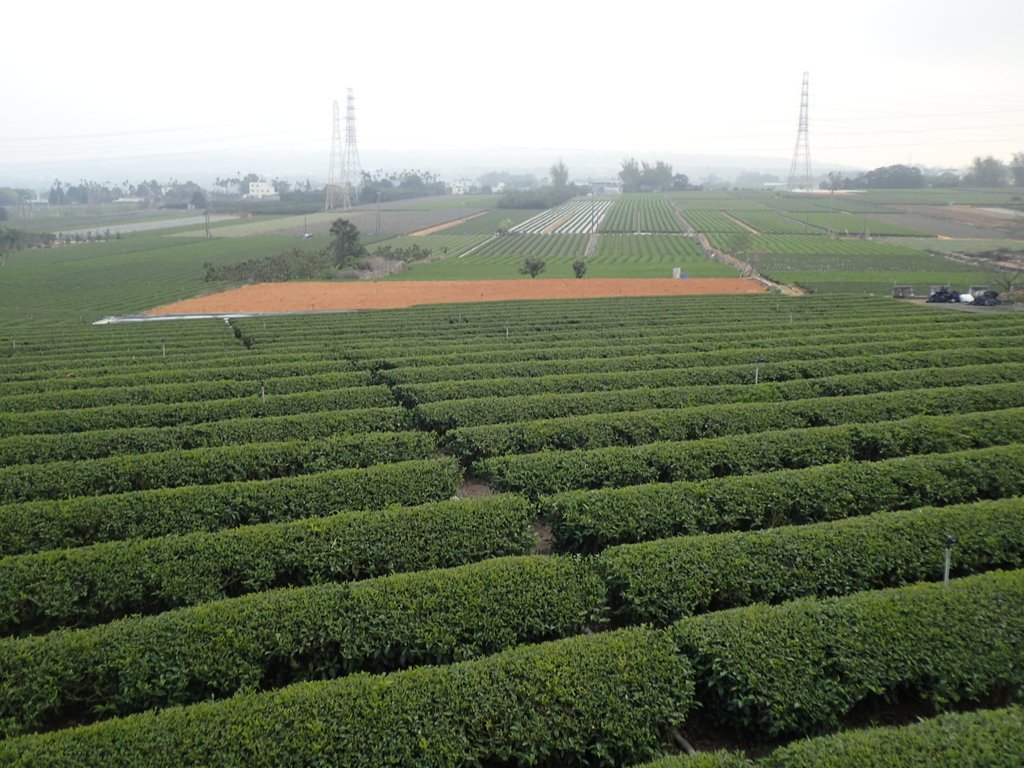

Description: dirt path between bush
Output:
[409,211,488,236]
[146,278,767,315]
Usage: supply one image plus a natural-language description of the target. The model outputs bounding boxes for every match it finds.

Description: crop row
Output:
[678,209,748,233]
[420,361,1024,434]
[0,385,396,437]
[0,457,462,556]
[600,195,684,233]
[709,233,933,257]
[1,571,1018,765]
[0,357,361,397]
[549,199,614,234]
[642,706,1024,766]
[378,335,1024,385]
[790,210,926,236]
[591,234,714,264]
[544,443,1024,551]
[0,370,372,414]
[0,349,353,385]
[509,199,611,234]
[477,391,1024,493]
[0,495,534,634]
[396,352,1024,405]
[462,232,588,260]
[2,496,1020,735]
[232,296,1012,352]
[0,344,254,376]
[599,497,1024,625]
[0,431,436,503]
[0,324,237,361]
[0,406,413,467]
[376,318,1021,374]
[729,210,817,235]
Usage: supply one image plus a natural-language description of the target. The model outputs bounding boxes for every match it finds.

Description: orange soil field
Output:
[147,278,766,315]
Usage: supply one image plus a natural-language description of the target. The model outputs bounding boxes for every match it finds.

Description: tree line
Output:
[825,155,1024,190]
[202,218,432,284]
[619,159,691,193]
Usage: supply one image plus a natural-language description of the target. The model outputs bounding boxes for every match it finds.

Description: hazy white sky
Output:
[2,0,1023,181]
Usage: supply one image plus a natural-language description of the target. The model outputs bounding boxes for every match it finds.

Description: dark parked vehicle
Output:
[927,287,960,303]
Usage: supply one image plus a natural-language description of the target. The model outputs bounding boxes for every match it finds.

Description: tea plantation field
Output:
[1,294,1022,766]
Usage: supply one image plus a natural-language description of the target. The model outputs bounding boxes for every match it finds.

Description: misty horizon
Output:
[3,0,1022,191]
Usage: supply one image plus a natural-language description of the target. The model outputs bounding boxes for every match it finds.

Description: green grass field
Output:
[3,190,1022,324]
[0,234,298,326]
[4,205,206,234]
[385,233,735,280]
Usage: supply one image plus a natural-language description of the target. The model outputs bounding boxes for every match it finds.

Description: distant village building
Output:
[588,180,622,195]
[450,180,476,195]
[244,181,279,200]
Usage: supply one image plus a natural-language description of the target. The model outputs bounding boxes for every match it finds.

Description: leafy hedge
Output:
[0,357,356,396]
[0,627,691,767]
[0,495,533,635]
[372,320,1020,372]
[448,370,1024,460]
[545,445,1024,552]
[475,397,1024,494]
[635,707,1024,767]
[762,706,1024,767]
[0,385,396,437]
[0,555,606,737]
[0,430,437,503]
[0,371,372,414]
[672,570,1024,737]
[397,353,1024,406]
[419,372,1024,433]
[0,457,463,556]
[0,406,414,466]
[598,498,1024,624]
[378,336,1024,385]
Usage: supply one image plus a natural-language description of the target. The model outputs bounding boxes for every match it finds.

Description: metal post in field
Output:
[943,535,957,587]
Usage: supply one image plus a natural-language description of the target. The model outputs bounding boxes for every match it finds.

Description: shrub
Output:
[761,706,1024,767]
[598,498,1024,625]
[0,494,533,635]
[0,555,606,736]
[0,628,692,767]
[672,570,1024,737]
[0,457,462,556]
[545,445,1024,552]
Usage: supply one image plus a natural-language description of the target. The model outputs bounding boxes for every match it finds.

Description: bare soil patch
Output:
[457,480,495,499]
[146,278,766,315]
[875,206,1024,239]
[531,521,554,555]
[409,211,488,236]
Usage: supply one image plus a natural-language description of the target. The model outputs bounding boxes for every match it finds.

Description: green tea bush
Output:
[0,495,533,634]
[672,570,1024,737]
[0,627,691,767]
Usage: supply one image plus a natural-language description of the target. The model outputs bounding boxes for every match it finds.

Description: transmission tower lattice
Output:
[325,100,343,211]
[325,90,362,211]
[787,72,813,191]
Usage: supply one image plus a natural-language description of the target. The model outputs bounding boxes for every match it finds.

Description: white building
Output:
[244,181,278,200]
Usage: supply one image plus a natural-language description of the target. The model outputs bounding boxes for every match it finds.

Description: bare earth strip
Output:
[409,211,488,236]
[146,278,766,315]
